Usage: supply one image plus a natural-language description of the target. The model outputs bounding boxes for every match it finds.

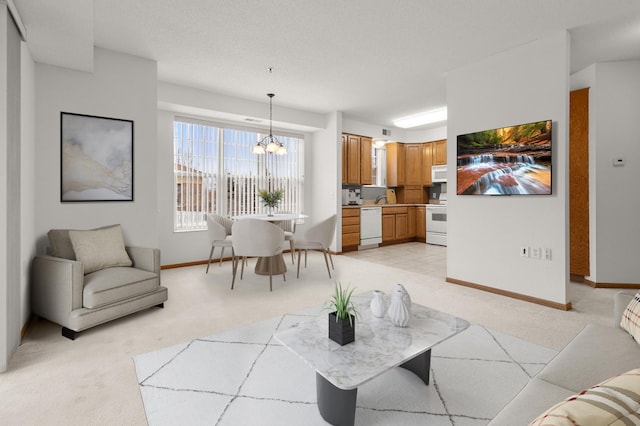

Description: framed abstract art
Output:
[60,112,134,202]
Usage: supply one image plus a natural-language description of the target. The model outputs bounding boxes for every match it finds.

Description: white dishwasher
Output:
[360,207,382,247]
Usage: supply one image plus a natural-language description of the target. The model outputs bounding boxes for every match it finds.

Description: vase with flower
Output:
[258,189,284,216]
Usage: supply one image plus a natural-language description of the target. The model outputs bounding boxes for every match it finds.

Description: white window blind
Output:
[174,119,304,231]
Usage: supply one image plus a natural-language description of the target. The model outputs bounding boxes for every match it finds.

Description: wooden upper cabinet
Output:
[422,142,433,186]
[346,134,361,184]
[342,133,372,185]
[341,134,348,184]
[433,140,447,165]
[405,144,422,186]
[386,142,406,187]
[359,136,372,185]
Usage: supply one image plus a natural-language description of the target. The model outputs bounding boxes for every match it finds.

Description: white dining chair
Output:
[206,214,234,273]
[277,213,297,264]
[231,219,286,291]
[295,215,337,279]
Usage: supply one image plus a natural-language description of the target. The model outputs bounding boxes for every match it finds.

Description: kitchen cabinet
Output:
[405,144,422,186]
[382,206,411,243]
[402,186,423,204]
[382,214,395,241]
[342,134,372,185]
[385,142,405,187]
[341,208,360,252]
[422,143,433,186]
[433,139,447,165]
[416,207,426,241]
[359,136,372,185]
[407,206,416,238]
[341,135,348,184]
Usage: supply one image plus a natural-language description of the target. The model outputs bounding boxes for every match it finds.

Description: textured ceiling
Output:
[13,0,640,129]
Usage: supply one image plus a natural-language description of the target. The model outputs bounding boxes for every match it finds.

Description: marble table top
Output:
[273,292,469,390]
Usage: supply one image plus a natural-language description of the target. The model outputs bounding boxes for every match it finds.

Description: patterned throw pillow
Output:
[620,292,640,341]
[529,368,640,425]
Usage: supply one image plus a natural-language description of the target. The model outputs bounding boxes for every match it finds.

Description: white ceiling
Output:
[13,0,640,129]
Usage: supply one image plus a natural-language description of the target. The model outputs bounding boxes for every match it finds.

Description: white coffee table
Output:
[274,292,469,426]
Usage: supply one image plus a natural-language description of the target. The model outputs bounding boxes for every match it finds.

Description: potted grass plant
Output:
[258,189,284,216]
[325,282,358,345]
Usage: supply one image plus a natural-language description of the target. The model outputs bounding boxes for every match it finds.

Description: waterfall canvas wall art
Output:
[456,120,552,195]
[60,112,134,202]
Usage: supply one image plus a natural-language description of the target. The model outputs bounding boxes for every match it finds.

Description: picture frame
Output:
[60,112,134,202]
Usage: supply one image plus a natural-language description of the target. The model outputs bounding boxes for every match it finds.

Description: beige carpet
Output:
[0,244,624,424]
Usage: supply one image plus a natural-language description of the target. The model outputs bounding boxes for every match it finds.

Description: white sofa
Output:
[490,291,640,424]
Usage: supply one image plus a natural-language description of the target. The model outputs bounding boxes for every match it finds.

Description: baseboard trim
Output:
[21,315,33,339]
[161,250,299,270]
[583,279,640,289]
[570,273,585,283]
[446,277,572,311]
[162,260,209,270]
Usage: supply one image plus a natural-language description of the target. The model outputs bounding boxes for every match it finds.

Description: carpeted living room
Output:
[3,1,640,425]
[1,243,631,425]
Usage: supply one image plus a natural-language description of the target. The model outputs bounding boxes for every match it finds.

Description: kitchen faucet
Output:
[375,195,387,204]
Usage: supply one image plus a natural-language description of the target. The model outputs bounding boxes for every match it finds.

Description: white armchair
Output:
[31,225,168,340]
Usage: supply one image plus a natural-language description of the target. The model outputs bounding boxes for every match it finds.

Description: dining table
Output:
[232,213,308,275]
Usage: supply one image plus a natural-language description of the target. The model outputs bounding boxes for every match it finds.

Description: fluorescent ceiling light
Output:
[393,108,447,128]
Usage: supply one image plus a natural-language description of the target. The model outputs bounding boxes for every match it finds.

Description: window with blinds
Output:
[173,118,304,231]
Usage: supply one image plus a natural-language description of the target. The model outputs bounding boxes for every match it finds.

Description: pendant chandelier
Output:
[252,93,287,155]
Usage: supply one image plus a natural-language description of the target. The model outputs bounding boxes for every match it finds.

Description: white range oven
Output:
[426,203,447,246]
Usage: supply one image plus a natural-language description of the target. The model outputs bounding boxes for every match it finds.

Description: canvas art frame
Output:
[60,112,134,202]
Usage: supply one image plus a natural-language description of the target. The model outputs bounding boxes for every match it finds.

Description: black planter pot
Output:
[328,312,355,345]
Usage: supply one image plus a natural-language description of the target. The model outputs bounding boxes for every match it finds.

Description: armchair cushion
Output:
[83,267,159,309]
[69,225,132,274]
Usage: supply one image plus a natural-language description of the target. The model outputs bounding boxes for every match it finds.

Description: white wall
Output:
[157,83,326,265]
[20,41,35,330]
[570,61,640,285]
[34,48,159,252]
[342,116,403,141]
[447,31,570,305]
[311,112,341,251]
[591,61,640,283]
[405,126,447,143]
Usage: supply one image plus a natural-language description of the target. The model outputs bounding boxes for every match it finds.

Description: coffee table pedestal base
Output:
[316,373,357,426]
[315,349,431,425]
[399,349,431,385]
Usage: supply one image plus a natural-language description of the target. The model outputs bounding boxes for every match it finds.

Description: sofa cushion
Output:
[83,267,159,309]
[536,324,640,393]
[488,378,574,425]
[620,291,640,341]
[69,225,132,274]
[529,368,640,426]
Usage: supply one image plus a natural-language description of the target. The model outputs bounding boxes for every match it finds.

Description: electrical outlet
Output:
[543,248,552,261]
[531,247,541,259]
[520,246,529,258]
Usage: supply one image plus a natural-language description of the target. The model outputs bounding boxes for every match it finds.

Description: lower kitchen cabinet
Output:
[382,206,414,243]
[416,207,426,242]
[341,208,360,252]
[408,206,416,238]
[382,214,395,241]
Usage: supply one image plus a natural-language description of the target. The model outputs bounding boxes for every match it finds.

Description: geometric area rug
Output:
[133,308,557,426]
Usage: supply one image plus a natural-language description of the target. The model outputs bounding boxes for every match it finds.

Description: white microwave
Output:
[432,165,447,183]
